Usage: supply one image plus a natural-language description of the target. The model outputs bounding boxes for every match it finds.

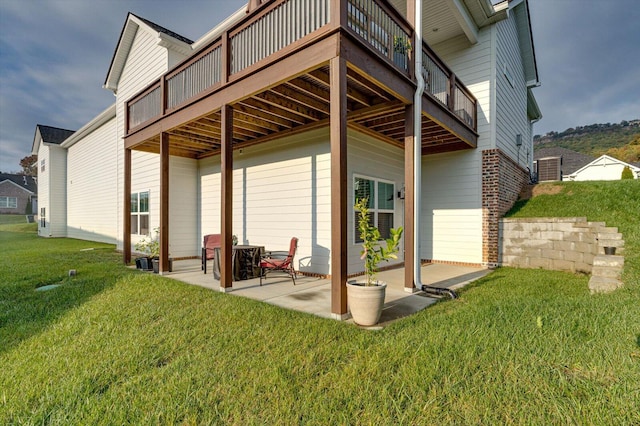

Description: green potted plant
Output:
[347,197,403,326]
[393,35,411,71]
[134,228,172,273]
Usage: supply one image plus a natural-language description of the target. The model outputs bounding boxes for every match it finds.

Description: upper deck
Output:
[124,0,478,157]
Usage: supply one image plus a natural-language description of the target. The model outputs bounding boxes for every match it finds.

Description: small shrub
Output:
[621,166,634,179]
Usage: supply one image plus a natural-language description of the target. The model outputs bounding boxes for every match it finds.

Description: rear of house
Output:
[34,0,541,318]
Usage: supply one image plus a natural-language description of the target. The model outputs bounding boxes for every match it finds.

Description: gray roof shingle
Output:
[37,125,76,145]
[534,147,595,175]
[0,173,37,194]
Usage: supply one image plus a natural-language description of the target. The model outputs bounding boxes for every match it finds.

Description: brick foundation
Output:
[482,149,529,266]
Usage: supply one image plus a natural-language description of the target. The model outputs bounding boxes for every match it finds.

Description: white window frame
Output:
[353,174,396,244]
[130,190,150,236]
[0,196,18,208]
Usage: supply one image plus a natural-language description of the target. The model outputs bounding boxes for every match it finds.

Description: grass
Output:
[1,182,639,424]
[0,213,32,224]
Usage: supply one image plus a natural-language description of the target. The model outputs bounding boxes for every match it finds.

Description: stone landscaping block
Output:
[593,255,624,268]
[552,259,575,272]
[564,250,584,263]
[542,249,563,260]
[574,242,594,254]
[589,276,623,293]
[553,241,574,251]
[540,231,564,241]
[574,263,591,274]
[529,257,551,269]
[597,232,622,240]
[591,265,622,279]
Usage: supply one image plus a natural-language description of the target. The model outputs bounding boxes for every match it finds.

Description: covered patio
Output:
[163,260,491,327]
[123,0,479,320]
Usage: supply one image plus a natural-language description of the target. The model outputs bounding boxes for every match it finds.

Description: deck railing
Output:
[422,45,476,129]
[230,0,330,74]
[127,0,477,134]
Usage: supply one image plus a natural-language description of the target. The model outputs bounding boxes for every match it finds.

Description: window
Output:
[41,159,45,172]
[40,207,46,228]
[0,196,17,208]
[131,191,150,235]
[354,176,395,243]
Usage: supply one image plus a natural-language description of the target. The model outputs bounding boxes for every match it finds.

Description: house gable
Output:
[104,13,193,93]
[569,155,640,181]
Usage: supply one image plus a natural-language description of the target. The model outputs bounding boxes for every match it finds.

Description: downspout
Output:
[413,0,456,299]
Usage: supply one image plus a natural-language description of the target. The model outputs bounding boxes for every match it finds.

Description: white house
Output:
[566,155,640,181]
[34,0,541,319]
[31,124,75,237]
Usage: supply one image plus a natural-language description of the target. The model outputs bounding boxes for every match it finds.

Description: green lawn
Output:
[1,182,639,424]
[0,214,32,224]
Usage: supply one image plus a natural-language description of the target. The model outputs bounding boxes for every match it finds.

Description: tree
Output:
[19,154,38,176]
[621,166,634,180]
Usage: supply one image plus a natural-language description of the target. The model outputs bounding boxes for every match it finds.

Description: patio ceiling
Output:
[132,63,475,159]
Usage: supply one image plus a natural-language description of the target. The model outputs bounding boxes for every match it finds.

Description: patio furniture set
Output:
[202,234,298,285]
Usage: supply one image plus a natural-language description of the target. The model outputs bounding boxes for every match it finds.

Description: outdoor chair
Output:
[202,234,221,274]
[259,237,298,285]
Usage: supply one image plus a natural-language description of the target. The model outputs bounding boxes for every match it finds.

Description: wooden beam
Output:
[330,56,348,319]
[220,104,233,291]
[123,148,131,264]
[403,105,415,291]
[160,133,170,273]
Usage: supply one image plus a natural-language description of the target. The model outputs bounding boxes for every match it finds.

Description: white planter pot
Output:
[347,281,386,326]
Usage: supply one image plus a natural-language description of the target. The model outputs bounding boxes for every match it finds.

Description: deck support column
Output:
[123,147,132,264]
[404,105,417,292]
[159,132,170,274]
[330,56,348,319]
[220,105,233,291]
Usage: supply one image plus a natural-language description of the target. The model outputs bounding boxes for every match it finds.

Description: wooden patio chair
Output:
[202,234,221,274]
[259,237,298,285]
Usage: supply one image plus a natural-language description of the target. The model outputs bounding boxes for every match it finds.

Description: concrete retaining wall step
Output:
[597,232,623,240]
[589,276,623,293]
[591,265,623,279]
[593,255,624,268]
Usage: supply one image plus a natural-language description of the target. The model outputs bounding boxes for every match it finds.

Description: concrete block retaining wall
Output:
[500,217,623,274]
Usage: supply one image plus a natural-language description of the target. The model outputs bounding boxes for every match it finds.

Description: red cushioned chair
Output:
[202,234,221,274]
[260,237,298,285]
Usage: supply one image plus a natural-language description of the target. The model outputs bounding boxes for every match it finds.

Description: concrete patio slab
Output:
[158,259,491,326]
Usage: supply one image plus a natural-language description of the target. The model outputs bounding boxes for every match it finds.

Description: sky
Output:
[1,0,639,173]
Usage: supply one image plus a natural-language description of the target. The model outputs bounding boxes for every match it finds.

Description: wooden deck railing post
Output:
[448,72,456,112]
[221,30,230,85]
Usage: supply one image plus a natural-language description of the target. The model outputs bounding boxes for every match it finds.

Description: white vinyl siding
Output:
[36,143,49,235]
[423,150,483,264]
[169,157,198,258]
[347,130,404,274]
[66,116,118,244]
[115,25,172,252]
[433,29,494,150]
[495,16,531,168]
[199,128,332,275]
[40,145,67,238]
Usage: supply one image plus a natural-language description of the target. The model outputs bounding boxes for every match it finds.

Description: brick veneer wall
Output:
[0,181,32,215]
[482,149,529,266]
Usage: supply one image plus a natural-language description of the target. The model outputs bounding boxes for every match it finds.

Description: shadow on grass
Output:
[504,198,530,217]
[0,230,133,355]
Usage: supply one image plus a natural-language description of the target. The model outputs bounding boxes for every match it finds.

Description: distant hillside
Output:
[534,119,640,160]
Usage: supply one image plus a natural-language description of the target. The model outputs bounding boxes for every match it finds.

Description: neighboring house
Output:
[566,155,640,181]
[31,125,75,236]
[0,173,37,215]
[533,147,594,182]
[34,0,541,319]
